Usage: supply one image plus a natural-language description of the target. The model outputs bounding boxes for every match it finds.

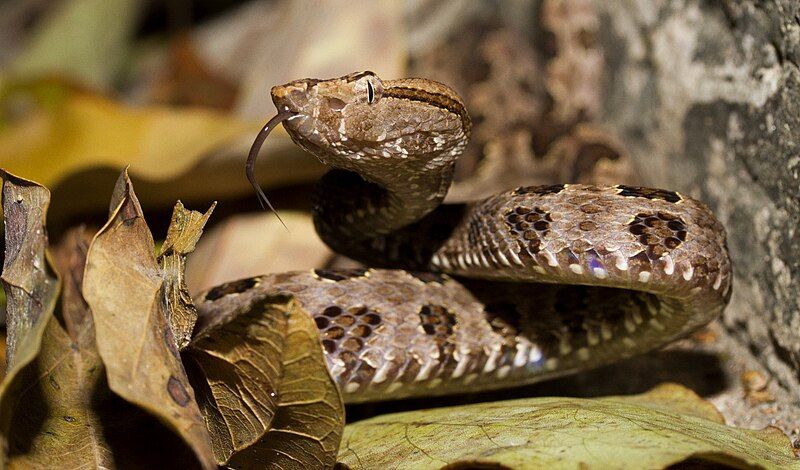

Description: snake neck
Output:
[272,72,470,244]
[312,160,455,241]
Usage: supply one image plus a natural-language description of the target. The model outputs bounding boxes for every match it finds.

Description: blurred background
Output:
[0,0,798,439]
[0,0,642,293]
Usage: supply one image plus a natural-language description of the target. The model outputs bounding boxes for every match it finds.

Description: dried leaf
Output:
[0,79,316,227]
[158,201,216,349]
[7,318,202,469]
[50,228,97,350]
[6,306,112,468]
[0,171,59,364]
[0,170,60,464]
[187,295,344,467]
[82,169,215,469]
[7,228,109,467]
[338,383,800,469]
[9,227,204,468]
[0,80,255,188]
[6,227,107,468]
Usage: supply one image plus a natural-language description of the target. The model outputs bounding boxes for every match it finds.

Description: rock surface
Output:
[594,0,800,395]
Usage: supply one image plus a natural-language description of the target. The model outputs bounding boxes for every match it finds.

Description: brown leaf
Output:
[0,79,321,232]
[9,227,204,468]
[158,200,216,349]
[0,171,60,365]
[7,227,107,468]
[0,170,60,465]
[7,227,109,467]
[6,304,112,468]
[82,169,215,469]
[187,294,344,467]
[52,227,96,341]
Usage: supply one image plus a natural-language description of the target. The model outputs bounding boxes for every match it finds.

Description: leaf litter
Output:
[0,169,348,468]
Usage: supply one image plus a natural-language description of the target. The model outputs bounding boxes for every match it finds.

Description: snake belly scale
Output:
[197,71,732,403]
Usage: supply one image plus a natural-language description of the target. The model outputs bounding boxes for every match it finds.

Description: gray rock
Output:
[595,0,800,394]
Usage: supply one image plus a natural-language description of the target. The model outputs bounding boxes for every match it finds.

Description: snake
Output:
[197,71,732,404]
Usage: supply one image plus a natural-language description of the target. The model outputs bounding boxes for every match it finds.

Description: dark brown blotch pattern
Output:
[617,185,681,203]
[315,304,381,360]
[505,206,553,254]
[418,304,457,341]
[514,184,566,196]
[313,268,369,282]
[629,212,687,260]
[204,277,258,301]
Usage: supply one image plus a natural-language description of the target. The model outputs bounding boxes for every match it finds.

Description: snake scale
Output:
[197,72,732,404]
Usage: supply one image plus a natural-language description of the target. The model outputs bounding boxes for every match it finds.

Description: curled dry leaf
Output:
[0,171,60,458]
[0,170,60,465]
[338,383,800,469]
[187,294,345,467]
[9,227,209,468]
[82,170,215,469]
[158,200,216,349]
[0,171,59,365]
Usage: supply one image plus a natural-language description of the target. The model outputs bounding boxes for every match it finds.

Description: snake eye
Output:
[353,73,382,105]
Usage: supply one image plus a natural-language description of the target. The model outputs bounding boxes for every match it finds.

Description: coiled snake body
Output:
[198,72,732,403]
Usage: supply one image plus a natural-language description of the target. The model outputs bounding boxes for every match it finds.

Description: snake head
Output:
[270,71,470,183]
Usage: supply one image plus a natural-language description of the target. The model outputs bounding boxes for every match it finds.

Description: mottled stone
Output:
[596,0,800,394]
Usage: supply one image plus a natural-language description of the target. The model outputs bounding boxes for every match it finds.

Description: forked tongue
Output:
[246,109,299,229]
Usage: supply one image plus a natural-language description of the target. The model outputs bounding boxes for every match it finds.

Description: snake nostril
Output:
[327,97,346,111]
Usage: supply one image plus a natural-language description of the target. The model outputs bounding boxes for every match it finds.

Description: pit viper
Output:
[197,71,731,403]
